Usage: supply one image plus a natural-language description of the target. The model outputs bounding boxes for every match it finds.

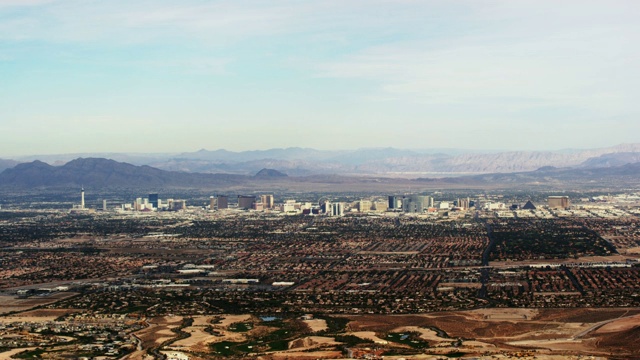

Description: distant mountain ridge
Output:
[459,161,640,188]
[579,152,640,168]
[0,158,246,189]
[3,143,640,177]
[1,156,640,191]
[157,144,640,175]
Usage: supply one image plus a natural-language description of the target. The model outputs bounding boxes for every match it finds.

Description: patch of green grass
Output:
[228,322,253,332]
[268,340,289,351]
[14,348,47,359]
[386,332,429,349]
[260,318,285,328]
[445,351,467,358]
[269,328,290,338]
[334,335,373,347]
[236,343,260,353]
[211,318,305,355]
[317,315,349,333]
[211,341,240,356]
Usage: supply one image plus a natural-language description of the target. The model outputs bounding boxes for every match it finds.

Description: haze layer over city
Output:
[2,1,640,360]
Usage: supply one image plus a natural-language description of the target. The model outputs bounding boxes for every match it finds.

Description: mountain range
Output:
[0,158,245,189]
[1,156,640,191]
[5,143,640,177]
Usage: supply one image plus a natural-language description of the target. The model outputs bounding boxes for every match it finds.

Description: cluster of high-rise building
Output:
[72,188,572,215]
[128,194,186,211]
[208,194,276,211]
[387,195,435,213]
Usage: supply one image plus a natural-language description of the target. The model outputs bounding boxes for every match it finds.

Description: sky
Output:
[0,0,639,156]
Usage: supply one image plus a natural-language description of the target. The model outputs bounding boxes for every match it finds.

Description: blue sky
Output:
[0,0,638,156]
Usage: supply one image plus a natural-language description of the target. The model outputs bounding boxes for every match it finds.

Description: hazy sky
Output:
[1,0,638,156]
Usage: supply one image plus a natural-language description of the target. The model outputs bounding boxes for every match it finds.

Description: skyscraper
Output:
[357,200,372,212]
[548,196,570,209]
[172,200,186,211]
[374,201,388,212]
[458,198,470,209]
[261,194,274,209]
[238,195,256,210]
[388,196,402,210]
[402,195,429,213]
[81,187,85,209]
[148,194,159,209]
[330,202,344,216]
[217,195,228,209]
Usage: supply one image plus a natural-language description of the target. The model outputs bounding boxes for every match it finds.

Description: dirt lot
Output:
[215,314,252,328]
[346,308,640,357]
[288,336,341,350]
[0,308,80,323]
[347,331,389,344]
[0,292,77,315]
[536,308,640,323]
[167,314,255,353]
[0,347,37,360]
[594,312,640,333]
[470,308,539,320]
[135,315,184,349]
[267,350,343,359]
[303,318,328,332]
[625,246,640,254]
[117,309,640,358]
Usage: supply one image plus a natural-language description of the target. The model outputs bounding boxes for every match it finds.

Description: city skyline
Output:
[1,1,638,156]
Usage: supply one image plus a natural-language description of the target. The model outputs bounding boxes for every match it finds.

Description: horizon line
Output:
[3,142,639,160]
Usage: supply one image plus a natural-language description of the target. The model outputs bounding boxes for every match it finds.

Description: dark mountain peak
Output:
[12,160,53,170]
[0,160,56,188]
[62,158,142,175]
[0,157,249,189]
[1,160,54,180]
[255,168,288,178]
[68,157,134,166]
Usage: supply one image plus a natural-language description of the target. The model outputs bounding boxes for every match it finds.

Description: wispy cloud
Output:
[0,1,469,45]
[0,1,346,44]
[315,3,640,115]
[0,0,56,7]
[0,1,294,44]
[1,0,639,154]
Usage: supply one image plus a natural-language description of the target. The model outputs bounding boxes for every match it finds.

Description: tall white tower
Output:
[81,187,85,209]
